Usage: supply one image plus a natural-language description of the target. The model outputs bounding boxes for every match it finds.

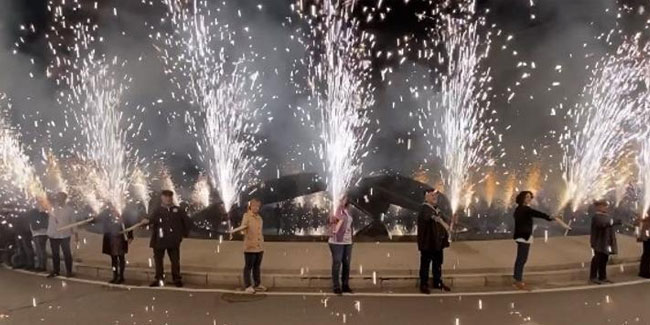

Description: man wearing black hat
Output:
[146,190,192,287]
[417,189,451,294]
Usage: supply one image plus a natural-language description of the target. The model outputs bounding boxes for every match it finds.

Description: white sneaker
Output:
[244,286,255,294]
[254,285,267,292]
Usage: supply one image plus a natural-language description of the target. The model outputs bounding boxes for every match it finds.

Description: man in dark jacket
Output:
[146,190,191,287]
[27,207,49,272]
[590,200,621,284]
[417,189,451,294]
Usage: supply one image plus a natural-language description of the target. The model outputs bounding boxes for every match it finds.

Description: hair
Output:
[248,198,261,209]
[423,188,437,196]
[593,199,609,207]
[161,190,174,197]
[515,191,534,206]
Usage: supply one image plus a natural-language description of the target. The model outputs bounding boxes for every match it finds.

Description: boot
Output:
[109,272,119,284]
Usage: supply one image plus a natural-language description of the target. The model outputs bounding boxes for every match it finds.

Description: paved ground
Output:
[0,269,649,325]
[74,231,641,275]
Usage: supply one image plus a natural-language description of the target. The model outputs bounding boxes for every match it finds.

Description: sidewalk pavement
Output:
[69,231,643,290]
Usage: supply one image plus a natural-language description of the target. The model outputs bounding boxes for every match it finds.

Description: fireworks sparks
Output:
[191,174,211,209]
[421,0,497,213]
[0,95,46,203]
[560,40,648,211]
[157,0,265,212]
[298,0,375,207]
[46,2,141,214]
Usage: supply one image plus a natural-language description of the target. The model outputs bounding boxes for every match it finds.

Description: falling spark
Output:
[298,0,375,206]
[560,40,648,211]
[157,0,264,212]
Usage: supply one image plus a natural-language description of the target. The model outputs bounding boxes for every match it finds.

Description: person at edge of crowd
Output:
[28,203,50,272]
[590,200,621,285]
[46,192,78,278]
[637,209,650,279]
[13,208,35,270]
[328,196,354,295]
[417,189,451,294]
[229,198,267,294]
[94,203,134,284]
[144,190,192,288]
[511,191,561,291]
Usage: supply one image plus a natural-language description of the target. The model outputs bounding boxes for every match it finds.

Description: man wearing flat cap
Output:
[146,190,192,287]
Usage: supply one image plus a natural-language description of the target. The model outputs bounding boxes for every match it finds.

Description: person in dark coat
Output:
[637,209,650,279]
[590,200,621,284]
[27,206,49,272]
[417,189,451,294]
[13,210,35,270]
[94,204,133,284]
[145,190,191,287]
[512,191,557,290]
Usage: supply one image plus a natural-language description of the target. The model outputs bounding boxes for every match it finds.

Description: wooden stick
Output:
[561,219,573,236]
[57,217,94,231]
[120,220,148,234]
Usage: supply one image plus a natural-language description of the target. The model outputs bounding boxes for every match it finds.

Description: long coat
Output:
[590,212,621,255]
[95,209,133,256]
[148,205,192,249]
[417,203,450,252]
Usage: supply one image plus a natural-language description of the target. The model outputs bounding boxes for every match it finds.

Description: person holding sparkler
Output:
[146,190,191,287]
[93,204,134,284]
[328,197,355,295]
[417,189,451,294]
[46,192,78,278]
[229,198,266,294]
[27,204,50,272]
[512,191,563,291]
[589,200,621,284]
[636,210,650,279]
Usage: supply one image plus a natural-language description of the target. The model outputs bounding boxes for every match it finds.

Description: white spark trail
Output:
[157,0,264,212]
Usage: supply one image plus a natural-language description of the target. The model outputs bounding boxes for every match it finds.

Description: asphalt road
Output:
[0,269,649,325]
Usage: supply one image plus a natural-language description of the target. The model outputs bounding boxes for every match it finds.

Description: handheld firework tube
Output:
[120,219,148,234]
[57,217,94,232]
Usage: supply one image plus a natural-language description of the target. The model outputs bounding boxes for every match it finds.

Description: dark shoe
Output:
[589,278,602,285]
[600,279,613,284]
[174,281,183,288]
[109,274,119,284]
[420,286,431,295]
[149,280,163,287]
[433,283,451,292]
[342,286,353,294]
[333,288,343,295]
[46,272,59,278]
[114,277,125,285]
[639,273,650,279]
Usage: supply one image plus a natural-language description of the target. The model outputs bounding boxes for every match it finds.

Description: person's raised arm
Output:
[526,206,554,221]
[229,214,250,234]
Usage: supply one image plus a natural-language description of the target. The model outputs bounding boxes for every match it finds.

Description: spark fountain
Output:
[297,0,375,208]
[156,0,265,212]
[48,6,139,214]
[0,95,46,205]
[560,40,648,212]
[421,0,496,213]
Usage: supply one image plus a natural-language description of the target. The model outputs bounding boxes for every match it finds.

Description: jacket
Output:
[27,209,49,236]
[513,205,553,241]
[95,209,133,256]
[590,212,621,255]
[148,205,192,249]
[417,203,449,252]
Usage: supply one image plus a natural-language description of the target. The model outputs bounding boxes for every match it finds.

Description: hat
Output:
[161,190,174,197]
